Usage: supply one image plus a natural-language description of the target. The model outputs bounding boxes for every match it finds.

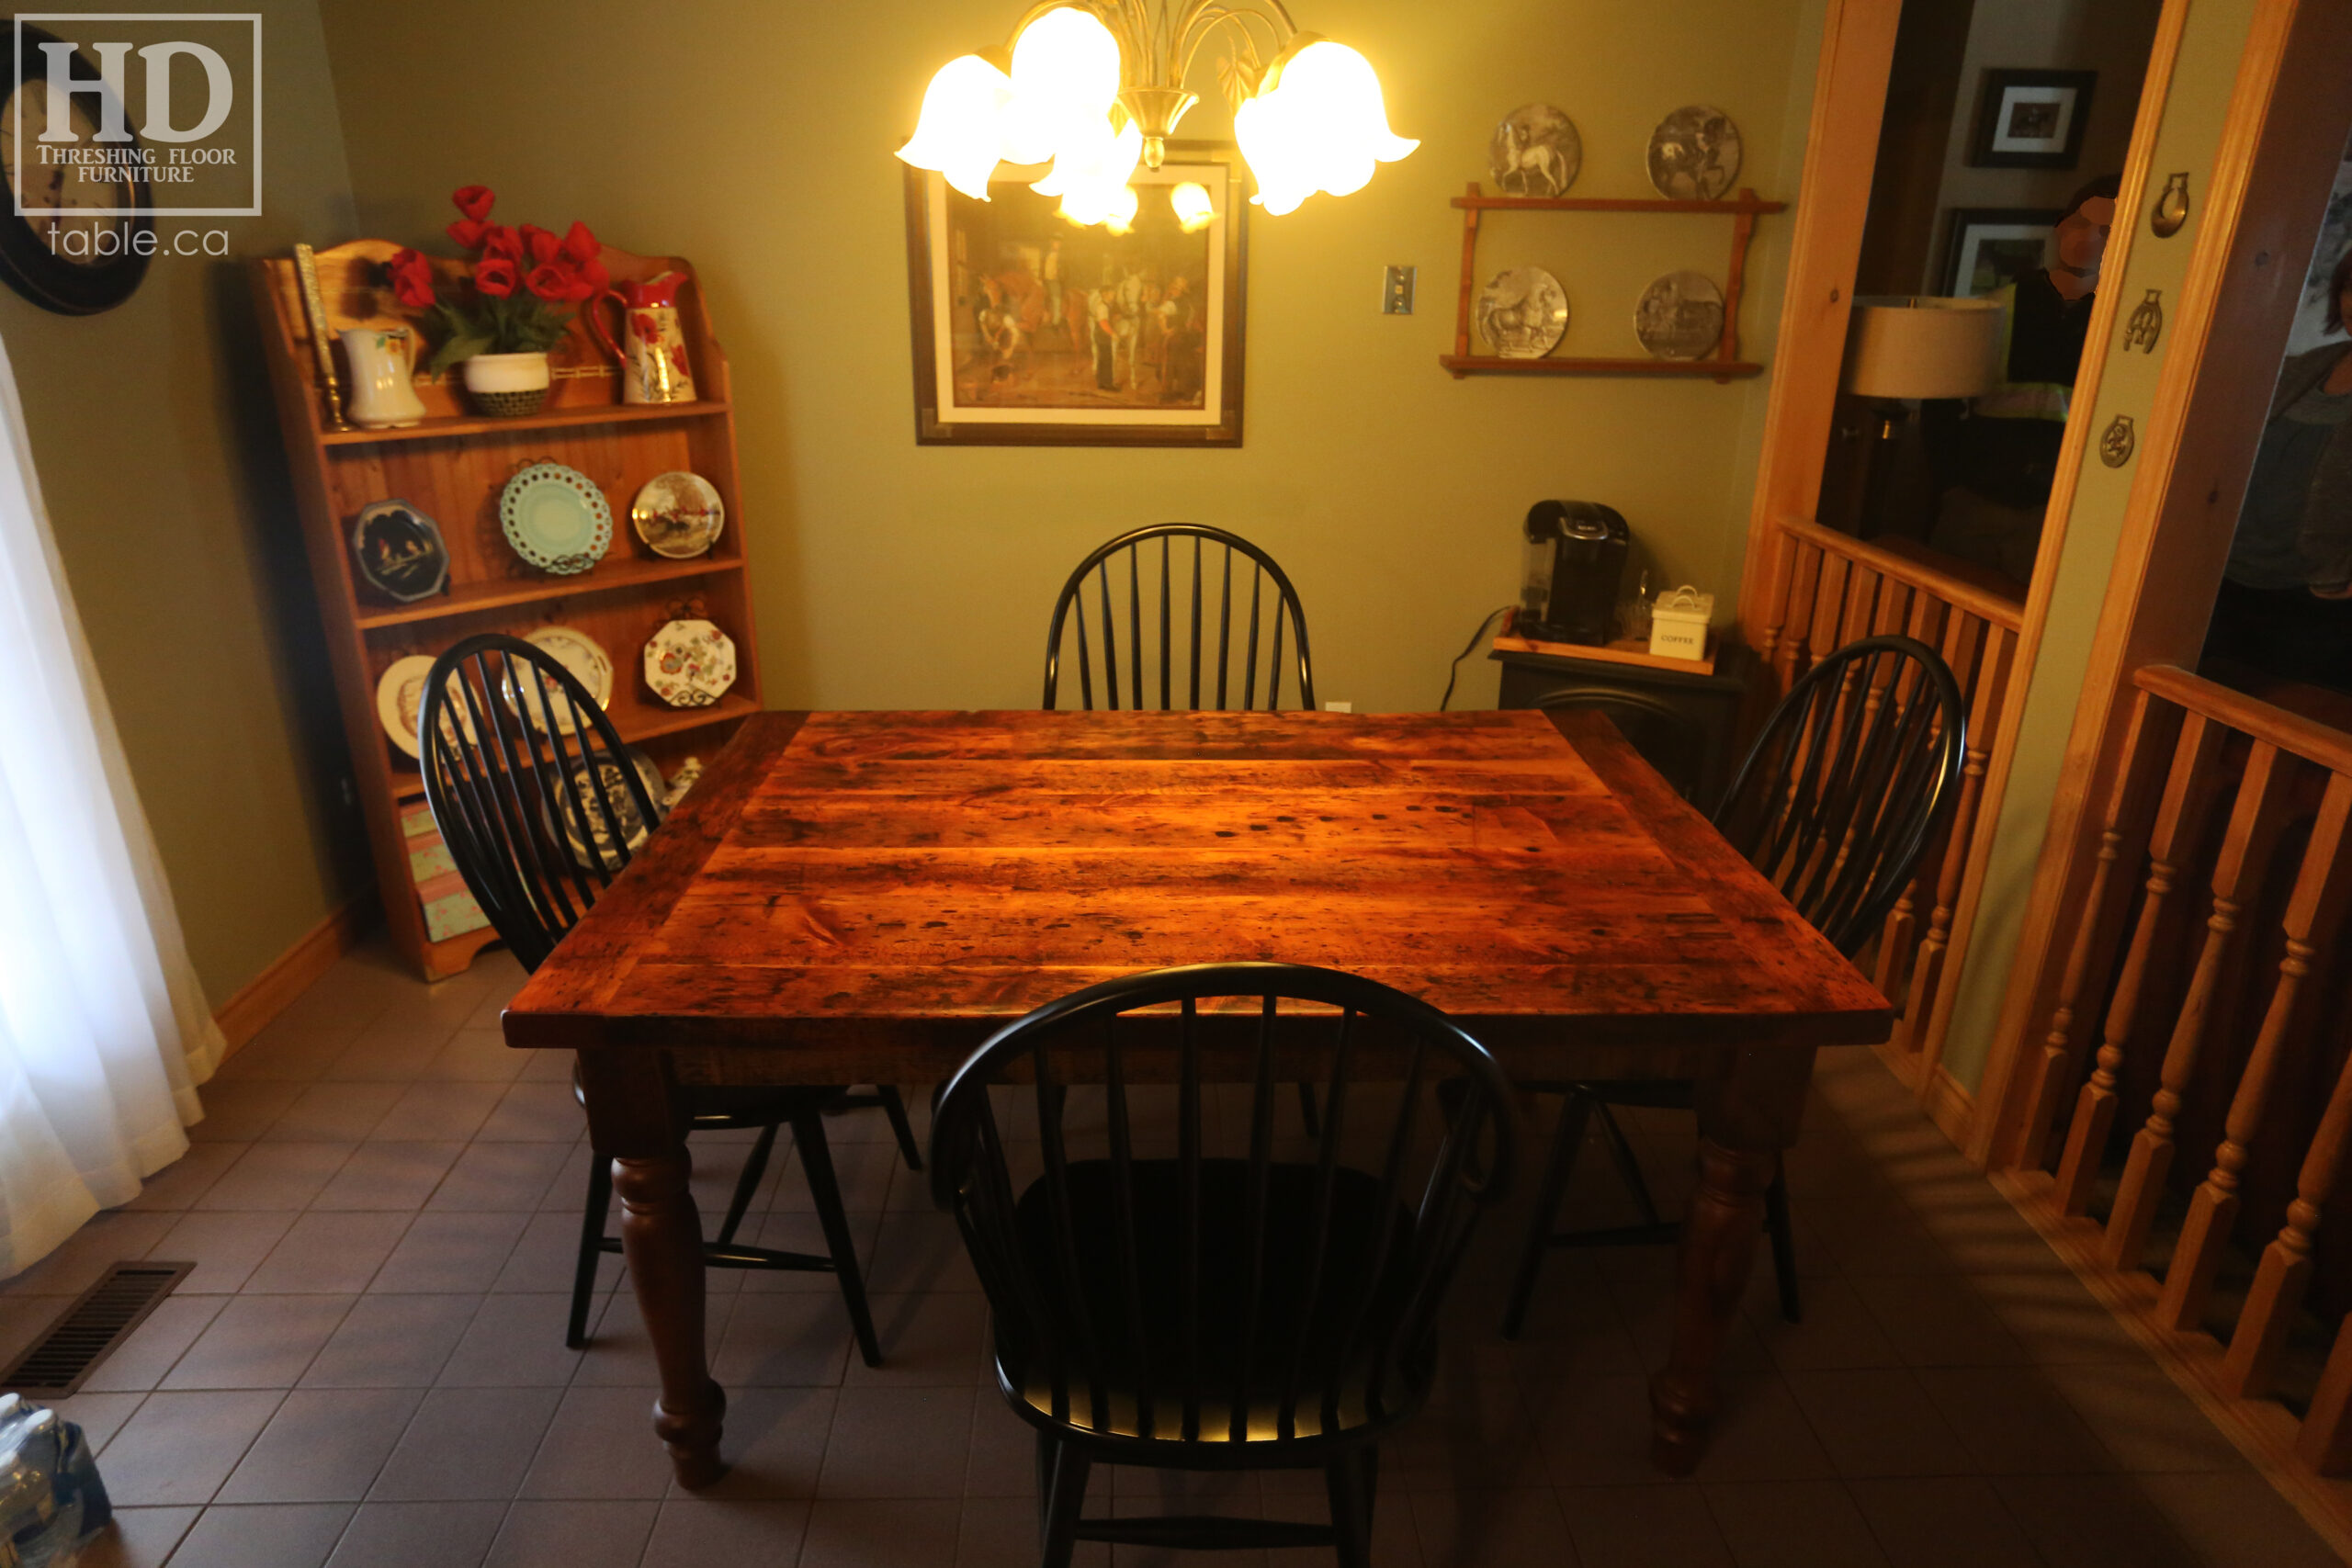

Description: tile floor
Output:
[4,937,2343,1567]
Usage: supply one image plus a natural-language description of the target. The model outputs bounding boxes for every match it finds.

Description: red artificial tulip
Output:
[446,218,489,251]
[452,185,494,221]
[560,220,599,265]
[524,262,574,301]
[474,256,518,299]
[519,223,560,266]
[481,225,523,264]
[388,248,436,309]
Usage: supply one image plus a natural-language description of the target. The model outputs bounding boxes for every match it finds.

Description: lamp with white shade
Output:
[1838,296,2004,536]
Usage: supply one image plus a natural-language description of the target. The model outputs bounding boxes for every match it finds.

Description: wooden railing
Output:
[1752,517,2027,1098]
[2005,663,2352,1474]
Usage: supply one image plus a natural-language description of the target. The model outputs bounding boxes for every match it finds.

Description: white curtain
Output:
[0,333,221,1277]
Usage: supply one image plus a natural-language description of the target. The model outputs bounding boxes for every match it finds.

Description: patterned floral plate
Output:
[542,746,665,872]
[499,461,613,575]
[503,626,615,737]
[643,619,737,708]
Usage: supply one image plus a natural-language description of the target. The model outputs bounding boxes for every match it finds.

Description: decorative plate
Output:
[351,501,449,604]
[499,461,613,575]
[1634,270,1725,360]
[504,626,615,737]
[1476,266,1568,359]
[1489,104,1580,197]
[1646,105,1742,200]
[543,746,665,873]
[630,471,725,559]
[375,655,476,759]
[643,619,737,709]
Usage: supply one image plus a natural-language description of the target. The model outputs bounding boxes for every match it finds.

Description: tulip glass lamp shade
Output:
[895,2,1415,228]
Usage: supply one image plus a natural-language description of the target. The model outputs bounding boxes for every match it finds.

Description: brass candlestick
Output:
[293,243,352,431]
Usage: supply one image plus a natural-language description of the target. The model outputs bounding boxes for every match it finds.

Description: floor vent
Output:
[1,1261,194,1398]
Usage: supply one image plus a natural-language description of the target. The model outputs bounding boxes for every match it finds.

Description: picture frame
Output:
[1942,208,2064,298]
[903,143,1247,446]
[1969,69,2097,170]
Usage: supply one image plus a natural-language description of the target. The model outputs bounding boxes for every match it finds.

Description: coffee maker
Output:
[1519,501,1630,646]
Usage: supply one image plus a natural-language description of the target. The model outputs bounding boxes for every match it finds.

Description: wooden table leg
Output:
[1651,1045,1815,1474]
[579,1050,727,1489]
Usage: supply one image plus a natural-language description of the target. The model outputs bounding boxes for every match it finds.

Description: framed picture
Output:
[903,143,1246,446]
[1969,69,2097,169]
[1943,208,2063,298]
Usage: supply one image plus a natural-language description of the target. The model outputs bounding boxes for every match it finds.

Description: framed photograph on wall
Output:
[903,143,1247,446]
[1969,69,2097,169]
[1943,208,2063,298]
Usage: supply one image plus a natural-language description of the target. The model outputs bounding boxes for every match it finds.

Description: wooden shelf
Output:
[1442,355,1763,380]
[386,691,761,801]
[1447,181,1779,382]
[1492,631,1720,676]
[1452,194,1788,215]
[356,555,743,631]
[322,400,729,446]
[255,239,765,980]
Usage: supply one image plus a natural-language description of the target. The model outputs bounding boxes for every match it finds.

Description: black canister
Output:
[1519,501,1629,646]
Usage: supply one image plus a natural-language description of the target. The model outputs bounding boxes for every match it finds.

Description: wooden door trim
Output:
[1973,0,2352,1167]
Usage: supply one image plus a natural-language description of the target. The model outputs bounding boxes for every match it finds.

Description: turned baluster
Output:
[2052,711,2228,1217]
[2165,772,2352,1337]
[1774,542,1823,694]
[2016,694,2179,1171]
[2104,741,2297,1271]
[1908,623,2012,1081]
[1755,533,1800,699]
[1871,595,1956,1001]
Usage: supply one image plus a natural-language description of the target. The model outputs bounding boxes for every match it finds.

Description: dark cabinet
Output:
[1491,644,1751,811]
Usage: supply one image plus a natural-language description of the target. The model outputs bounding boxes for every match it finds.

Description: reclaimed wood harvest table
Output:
[503,707,1890,1489]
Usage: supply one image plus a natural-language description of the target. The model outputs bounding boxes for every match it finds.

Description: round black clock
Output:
[0,23,153,314]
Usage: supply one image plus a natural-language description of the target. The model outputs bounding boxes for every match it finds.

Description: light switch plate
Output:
[1382,265,1414,314]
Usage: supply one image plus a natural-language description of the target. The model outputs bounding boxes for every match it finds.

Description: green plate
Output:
[499,462,613,575]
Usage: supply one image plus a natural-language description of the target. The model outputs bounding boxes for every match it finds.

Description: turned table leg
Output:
[579,1050,727,1490]
[1651,1046,1814,1475]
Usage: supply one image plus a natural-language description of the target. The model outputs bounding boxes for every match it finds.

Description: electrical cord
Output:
[1438,605,1514,711]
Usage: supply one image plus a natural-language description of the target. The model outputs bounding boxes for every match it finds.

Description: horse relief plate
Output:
[1489,104,1580,197]
[643,619,737,709]
[375,655,476,759]
[543,746,665,873]
[500,461,613,575]
[630,471,725,559]
[1634,271,1725,360]
[1476,266,1568,358]
[1646,105,1742,200]
[504,626,615,736]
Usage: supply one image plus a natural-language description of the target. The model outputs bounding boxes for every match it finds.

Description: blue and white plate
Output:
[499,462,612,575]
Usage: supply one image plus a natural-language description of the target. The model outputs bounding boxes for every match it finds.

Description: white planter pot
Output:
[461,351,552,417]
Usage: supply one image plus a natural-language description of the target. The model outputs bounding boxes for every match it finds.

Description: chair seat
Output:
[1002,1157,1426,1446]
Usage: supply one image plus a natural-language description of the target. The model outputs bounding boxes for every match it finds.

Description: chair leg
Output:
[877,1086,923,1171]
[1765,1162,1803,1323]
[568,1151,614,1349]
[1038,1431,1091,1568]
[793,1112,884,1367]
[1325,1445,1374,1568]
[1502,1091,1591,1340]
[1594,1101,1663,1227]
[716,1122,779,1247]
[1297,1080,1322,1138]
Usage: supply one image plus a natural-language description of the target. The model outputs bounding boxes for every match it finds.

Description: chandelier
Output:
[896,0,1416,229]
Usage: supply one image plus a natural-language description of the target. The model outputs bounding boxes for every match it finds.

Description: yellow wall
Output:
[0,2,367,1006]
[318,0,1823,716]
[1936,0,2253,1090]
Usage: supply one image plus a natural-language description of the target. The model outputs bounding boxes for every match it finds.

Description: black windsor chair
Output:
[929,962,1516,1568]
[1532,686,1711,805]
[1499,635,1968,1337]
[416,633,921,1355]
[1042,524,1316,713]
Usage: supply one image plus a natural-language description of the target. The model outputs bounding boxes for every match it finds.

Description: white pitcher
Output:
[339,326,428,428]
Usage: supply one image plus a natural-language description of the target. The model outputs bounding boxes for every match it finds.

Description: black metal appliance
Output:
[1518,501,1629,646]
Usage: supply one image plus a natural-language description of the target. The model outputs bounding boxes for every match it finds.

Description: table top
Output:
[503,708,1889,1062]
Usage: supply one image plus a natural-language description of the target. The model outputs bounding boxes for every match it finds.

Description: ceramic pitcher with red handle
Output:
[587,271,696,404]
